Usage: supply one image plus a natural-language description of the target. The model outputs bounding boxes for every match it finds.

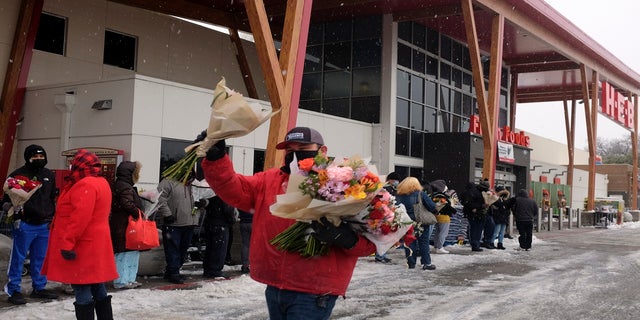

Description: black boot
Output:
[497,243,506,250]
[94,295,113,320]
[74,301,95,320]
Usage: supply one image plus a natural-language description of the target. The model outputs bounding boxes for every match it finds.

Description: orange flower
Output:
[298,158,315,172]
[344,184,366,199]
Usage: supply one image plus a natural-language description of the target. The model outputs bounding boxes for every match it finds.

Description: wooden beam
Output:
[228,28,258,99]
[394,4,465,22]
[509,72,517,129]
[509,60,579,74]
[107,0,236,29]
[485,12,504,187]
[633,94,638,209]
[0,0,43,185]
[589,70,598,211]
[563,95,576,191]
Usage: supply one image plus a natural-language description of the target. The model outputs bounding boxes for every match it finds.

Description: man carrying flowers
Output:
[200,127,377,320]
[2,145,59,305]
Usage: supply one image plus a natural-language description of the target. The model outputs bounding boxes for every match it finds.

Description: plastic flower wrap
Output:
[139,189,163,218]
[162,77,278,184]
[269,152,387,257]
[3,175,42,217]
[482,190,499,206]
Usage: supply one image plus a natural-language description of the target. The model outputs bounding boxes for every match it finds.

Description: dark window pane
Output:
[353,39,381,67]
[412,49,425,74]
[410,130,423,158]
[396,98,409,127]
[397,70,410,98]
[412,23,426,48]
[395,127,410,156]
[452,41,463,67]
[451,115,463,132]
[323,71,350,98]
[441,36,451,61]
[160,138,190,179]
[427,28,439,55]
[482,58,490,80]
[307,23,323,45]
[452,68,462,89]
[426,56,438,79]
[499,108,508,127]
[410,103,423,130]
[104,30,137,70]
[353,16,381,39]
[353,68,380,96]
[398,21,412,42]
[440,86,450,112]
[502,67,509,88]
[395,166,409,180]
[463,94,472,117]
[424,106,437,133]
[324,42,351,71]
[463,72,472,93]
[463,46,472,70]
[351,96,380,123]
[461,116,471,132]
[500,90,508,109]
[323,98,350,118]
[304,45,323,72]
[440,62,450,85]
[410,167,425,183]
[301,73,322,100]
[300,100,321,112]
[253,150,265,174]
[440,111,451,132]
[35,13,66,55]
[453,91,462,115]
[426,81,437,107]
[397,43,411,68]
[324,20,352,42]
[410,75,424,103]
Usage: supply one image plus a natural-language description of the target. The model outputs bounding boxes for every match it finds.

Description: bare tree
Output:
[596,137,634,164]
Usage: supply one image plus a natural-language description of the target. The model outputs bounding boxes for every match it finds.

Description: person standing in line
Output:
[428,179,455,254]
[511,189,538,251]
[42,149,117,320]
[482,196,497,250]
[109,161,144,289]
[201,195,236,279]
[237,209,253,274]
[460,180,489,252]
[3,144,59,305]
[374,172,401,264]
[200,127,377,319]
[395,177,437,270]
[490,186,511,250]
[156,175,205,284]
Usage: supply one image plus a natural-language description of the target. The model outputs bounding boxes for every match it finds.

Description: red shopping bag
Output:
[125,210,160,250]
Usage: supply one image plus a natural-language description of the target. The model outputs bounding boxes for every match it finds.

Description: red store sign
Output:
[469,115,531,147]
[601,81,634,130]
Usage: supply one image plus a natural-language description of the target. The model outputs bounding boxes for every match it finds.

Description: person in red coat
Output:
[200,127,377,320]
[42,149,117,320]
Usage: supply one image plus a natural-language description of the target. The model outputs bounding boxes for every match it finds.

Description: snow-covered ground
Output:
[3,222,640,319]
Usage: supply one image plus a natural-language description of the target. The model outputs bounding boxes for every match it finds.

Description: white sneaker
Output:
[436,248,449,254]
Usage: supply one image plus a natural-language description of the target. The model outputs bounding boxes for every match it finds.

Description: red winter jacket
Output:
[202,155,376,296]
[42,176,118,284]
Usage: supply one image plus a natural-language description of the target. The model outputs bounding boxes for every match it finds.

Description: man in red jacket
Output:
[201,127,376,319]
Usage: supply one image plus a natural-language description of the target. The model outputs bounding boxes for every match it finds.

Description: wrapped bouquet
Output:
[3,175,42,217]
[162,78,278,184]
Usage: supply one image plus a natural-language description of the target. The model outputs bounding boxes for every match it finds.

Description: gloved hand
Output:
[310,217,358,249]
[194,129,208,143]
[164,215,176,225]
[61,249,77,260]
[194,199,207,209]
[206,139,226,161]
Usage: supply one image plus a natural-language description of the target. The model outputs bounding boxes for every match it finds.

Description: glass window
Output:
[502,67,509,88]
[395,166,409,180]
[104,30,137,70]
[395,127,410,156]
[452,68,462,89]
[412,23,426,48]
[351,96,380,123]
[440,86,450,112]
[463,94,473,117]
[304,45,323,72]
[253,150,265,174]
[424,106,437,132]
[398,21,412,42]
[439,111,451,132]
[463,46,472,71]
[323,98,350,118]
[426,28,439,55]
[307,23,323,45]
[500,90,508,109]
[397,70,410,98]
[410,74,424,103]
[410,103,423,130]
[352,68,380,96]
[426,56,438,79]
[499,108,508,127]
[160,138,190,179]
[324,20,352,42]
[397,43,412,69]
[451,115,463,132]
[426,81,437,107]
[453,91,462,115]
[300,100,321,112]
[324,42,351,71]
[35,12,66,55]
[301,73,322,100]
[353,39,381,68]
[451,41,463,67]
[440,62,450,85]
[412,49,425,74]
[410,130,423,158]
[441,36,451,61]
[461,117,470,132]
[353,16,381,39]
[463,72,472,93]
[396,98,409,127]
[410,167,425,183]
[323,71,350,98]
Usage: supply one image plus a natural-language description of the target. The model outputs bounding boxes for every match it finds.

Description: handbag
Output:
[413,194,437,225]
[125,210,160,250]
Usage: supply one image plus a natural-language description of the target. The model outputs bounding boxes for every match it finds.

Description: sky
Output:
[515,0,640,150]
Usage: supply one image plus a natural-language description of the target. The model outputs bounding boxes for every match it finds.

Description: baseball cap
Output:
[275,127,324,149]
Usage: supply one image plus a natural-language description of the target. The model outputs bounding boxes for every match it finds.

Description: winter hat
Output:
[429,179,448,193]
[478,179,490,191]
[24,144,47,166]
[275,127,324,149]
[495,185,505,192]
[386,172,401,182]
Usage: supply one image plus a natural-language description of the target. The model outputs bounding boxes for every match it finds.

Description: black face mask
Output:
[284,150,319,168]
[29,159,46,169]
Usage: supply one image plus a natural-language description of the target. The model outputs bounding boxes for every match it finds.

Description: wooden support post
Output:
[563,95,576,191]
[228,28,258,99]
[632,94,638,209]
[580,64,596,211]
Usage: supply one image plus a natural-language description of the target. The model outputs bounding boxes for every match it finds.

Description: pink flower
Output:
[326,166,354,182]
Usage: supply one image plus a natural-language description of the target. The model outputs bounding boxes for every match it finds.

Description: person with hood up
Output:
[109,161,144,289]
[200,127,377,320]
[3,144,58,305]
[511,189,538,251]
[459,179,489,252]
[42,149,117,320]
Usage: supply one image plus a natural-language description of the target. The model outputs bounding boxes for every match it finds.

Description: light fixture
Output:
[92,99,112,110]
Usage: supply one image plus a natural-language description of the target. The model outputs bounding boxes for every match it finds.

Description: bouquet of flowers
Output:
[162,77,278,184]
[3,175,42,217]
[482,190,499,206]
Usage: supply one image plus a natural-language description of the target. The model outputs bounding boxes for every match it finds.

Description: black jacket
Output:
[109,161,143,253]
[203,196,236,227]
[511,189,538,222]
[3,165,56,225]
[460,182,485,219]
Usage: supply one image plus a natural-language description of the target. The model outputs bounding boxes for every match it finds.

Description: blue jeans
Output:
[492,223,507,244]
[114,251,140,287]
[6,221,49,295]
[72,283,108,305]
[265,286,338,320]
[239,222,252,267]
[405,223,433,267]
[161,225,194,275]
[468,217,485,249]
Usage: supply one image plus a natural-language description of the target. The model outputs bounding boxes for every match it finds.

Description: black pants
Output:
[515,220,533,249]
[482,215,495,244]
[203,224,229,277]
